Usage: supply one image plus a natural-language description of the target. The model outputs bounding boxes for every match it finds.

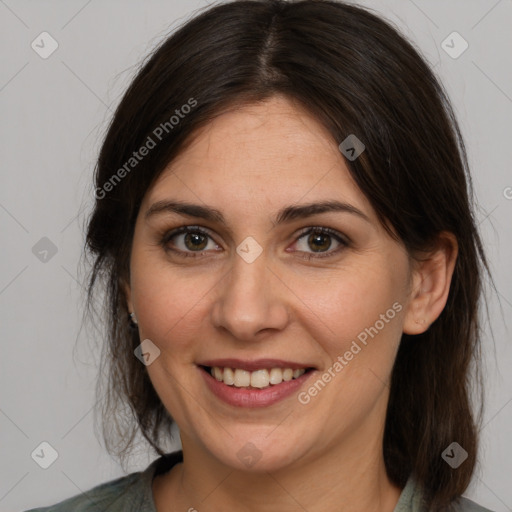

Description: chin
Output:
[205,431,310,473]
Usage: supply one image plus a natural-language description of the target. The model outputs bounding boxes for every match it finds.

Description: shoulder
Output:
[395,474,496,512]
[23,451,183,512]
[23,471,150,512]
[450,496,495,512]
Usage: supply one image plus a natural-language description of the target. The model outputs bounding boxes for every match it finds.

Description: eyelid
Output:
[160,225,220,249]
[289,226,349,260]
[160,224,349,258]
[294,225,350,245]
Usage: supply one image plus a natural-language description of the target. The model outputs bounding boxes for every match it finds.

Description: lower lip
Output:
[199,366,315,408]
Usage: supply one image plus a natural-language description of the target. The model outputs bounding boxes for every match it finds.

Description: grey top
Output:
[25,450,494,511]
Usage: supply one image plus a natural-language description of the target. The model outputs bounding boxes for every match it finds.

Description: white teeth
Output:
[233,369,251,387]
[208,366,307,389]
[269,368,283,385]
[223,367,235,385]
[282,368,293,381]
[250,369,269,388]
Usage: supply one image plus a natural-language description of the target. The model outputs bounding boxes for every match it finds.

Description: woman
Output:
[27,0,496,510]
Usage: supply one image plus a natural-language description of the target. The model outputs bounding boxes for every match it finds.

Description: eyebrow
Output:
[145,199,371,227]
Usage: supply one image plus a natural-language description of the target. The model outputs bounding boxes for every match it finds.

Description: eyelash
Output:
[159,225,349,260]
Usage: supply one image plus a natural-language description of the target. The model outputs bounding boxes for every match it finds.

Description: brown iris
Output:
[308,231,331,252]
[184,232,208,251]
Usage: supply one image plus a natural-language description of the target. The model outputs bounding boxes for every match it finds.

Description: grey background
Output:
[1,0,511,511]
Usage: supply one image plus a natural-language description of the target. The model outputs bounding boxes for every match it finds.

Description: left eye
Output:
[161,226,347,259]
[291,227,347,259]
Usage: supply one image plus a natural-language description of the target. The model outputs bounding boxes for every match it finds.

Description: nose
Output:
[210,249,290,342]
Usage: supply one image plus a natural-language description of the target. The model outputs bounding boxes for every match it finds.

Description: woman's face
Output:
[125,95,416,471]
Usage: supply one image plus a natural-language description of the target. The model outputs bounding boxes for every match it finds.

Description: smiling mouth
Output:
[199,365,315,389]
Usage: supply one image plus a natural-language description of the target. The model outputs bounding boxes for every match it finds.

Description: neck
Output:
[154,421,403,512]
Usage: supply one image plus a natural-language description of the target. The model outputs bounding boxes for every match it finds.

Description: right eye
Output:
[160,226,222,258]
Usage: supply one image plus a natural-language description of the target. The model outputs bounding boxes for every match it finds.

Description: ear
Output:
[402,231,458,335]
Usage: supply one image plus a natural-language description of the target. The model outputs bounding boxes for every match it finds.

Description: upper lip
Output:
[198,358,316,372]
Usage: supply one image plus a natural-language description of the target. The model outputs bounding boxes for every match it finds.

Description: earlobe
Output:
[402,232,458,335]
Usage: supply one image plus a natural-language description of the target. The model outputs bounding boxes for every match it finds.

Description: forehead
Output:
[143,96,373,217]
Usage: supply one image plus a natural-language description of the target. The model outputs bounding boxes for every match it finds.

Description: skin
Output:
[124,95,458,512]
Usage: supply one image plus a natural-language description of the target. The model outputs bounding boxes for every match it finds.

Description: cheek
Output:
[296,266,407,425]
[130,232,409,364]
[129,251,219,351]
[312,269,402,337]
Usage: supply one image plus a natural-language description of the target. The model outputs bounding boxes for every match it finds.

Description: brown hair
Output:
[83,1,495,509]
